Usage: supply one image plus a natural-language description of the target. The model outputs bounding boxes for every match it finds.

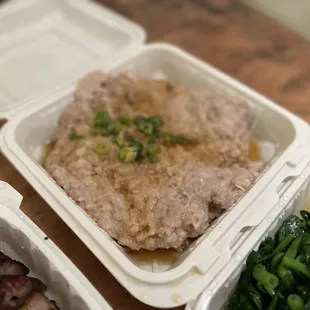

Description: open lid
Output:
[0,0,146,119]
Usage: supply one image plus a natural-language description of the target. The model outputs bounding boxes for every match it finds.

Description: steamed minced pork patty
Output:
[44,71,263,251]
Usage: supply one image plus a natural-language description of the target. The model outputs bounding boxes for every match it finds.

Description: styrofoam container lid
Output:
[0,0,145,119]
[0,181,112,309]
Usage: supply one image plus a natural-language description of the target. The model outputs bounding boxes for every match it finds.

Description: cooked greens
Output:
[228,210,310,310]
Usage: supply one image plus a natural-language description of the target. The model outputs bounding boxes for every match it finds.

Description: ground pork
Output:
[44,71,263,250]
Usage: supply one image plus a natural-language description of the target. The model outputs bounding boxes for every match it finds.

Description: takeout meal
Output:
[44,71,264,251]
[228,209,310,310]
[0,251,59,309]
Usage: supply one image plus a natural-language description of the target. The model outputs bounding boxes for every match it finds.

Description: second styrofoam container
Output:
[0,181,112,310]
[1,43,310,308]
[188,164,310,310]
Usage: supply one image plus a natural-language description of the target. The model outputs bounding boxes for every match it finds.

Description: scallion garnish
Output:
[117,115,131,125]
[94,111,112,128]
[148,116,162,127]
[112,136,125,147]
[68,132,83,140]
[93,143,110,154]
[129,140,144,161]
[119,147,138,163]
[92,111,188,163]
[147,144,160,163]
[106,122,122,136]
[164,134,189,145]
[134,117,154,136]
[92,127,102,136]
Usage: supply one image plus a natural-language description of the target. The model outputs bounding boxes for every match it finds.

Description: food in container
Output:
[0,250,59,309]
[43,70,263,252]
[0,181,112,310]
[189,164,310,310]
[1,0,310,308]
[2,44,310,308]
[228,209,310,310]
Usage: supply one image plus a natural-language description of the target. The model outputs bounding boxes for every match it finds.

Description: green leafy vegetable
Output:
[257,237,275,263]
[252,265,279,291]
[272,235,295,256]
[277,216,307,243]
[287,294,304,310]
[282,257,310,278]
[228,209,310,310]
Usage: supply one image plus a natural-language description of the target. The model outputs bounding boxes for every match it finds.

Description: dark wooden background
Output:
[1,0,310,309]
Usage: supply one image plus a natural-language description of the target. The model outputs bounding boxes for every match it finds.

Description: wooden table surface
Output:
[1,0,310,309]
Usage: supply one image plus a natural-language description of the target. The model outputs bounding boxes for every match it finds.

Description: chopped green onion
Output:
[147,144,160,163]
[94,111,112,128]
[119,147,138,163]
[93,143,110,154]
[92,127,102,136]
[106,122,122,136]
[134,117,154,136]
[117,115,131,125]
[130,140,144,161]
[164,134,189,145]
[68,132,83,140]
[147,116,162,127]
[148,135,156,144]
[112,136,125,147]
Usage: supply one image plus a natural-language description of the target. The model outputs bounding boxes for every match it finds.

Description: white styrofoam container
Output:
[187,164,310,310]
[1,0,310,309]
[2,42,310,308]
[0,181,112,310]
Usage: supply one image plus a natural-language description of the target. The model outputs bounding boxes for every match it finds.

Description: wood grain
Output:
[1,1,310,309]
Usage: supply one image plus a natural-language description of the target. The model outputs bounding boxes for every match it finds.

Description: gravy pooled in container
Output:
[44,71,263,251]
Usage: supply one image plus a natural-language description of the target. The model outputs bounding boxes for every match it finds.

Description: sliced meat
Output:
[0,275,46,309]
[0,252,29,276]
[18,292,59,310]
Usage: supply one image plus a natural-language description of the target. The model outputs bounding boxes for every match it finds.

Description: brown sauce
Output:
[249,138,261,162]
[41,140,55,164]
[126,248,178,264]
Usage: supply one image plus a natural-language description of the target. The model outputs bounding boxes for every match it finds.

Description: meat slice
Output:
[0,275,46,309]
[0,252,29,276]
[18,292,59,310]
